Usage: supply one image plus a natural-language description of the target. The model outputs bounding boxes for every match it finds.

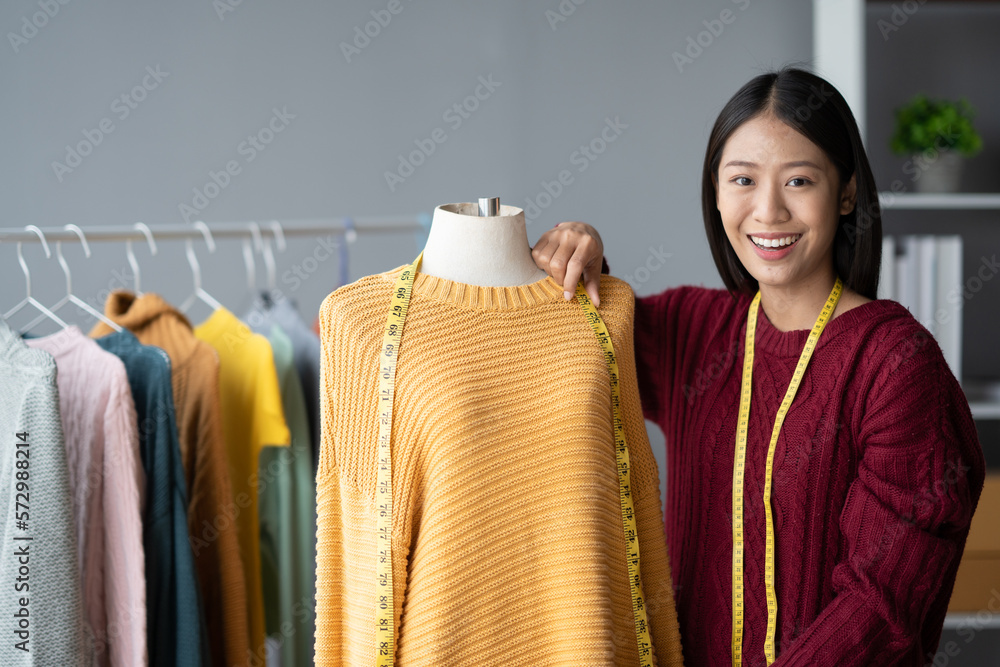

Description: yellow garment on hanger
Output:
[195,307,290,662]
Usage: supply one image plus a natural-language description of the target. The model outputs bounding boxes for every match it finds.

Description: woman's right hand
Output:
[531,222,605,306]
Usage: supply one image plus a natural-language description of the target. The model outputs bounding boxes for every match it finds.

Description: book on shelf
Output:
[879,234,963,383]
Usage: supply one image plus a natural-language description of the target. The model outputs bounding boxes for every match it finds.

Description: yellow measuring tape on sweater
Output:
[731,277,842,666]
[575,282,654,667]
[374,253,421,667]
[373,256,652,666]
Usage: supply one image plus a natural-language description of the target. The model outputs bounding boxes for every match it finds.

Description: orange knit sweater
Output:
[316,268,684,666]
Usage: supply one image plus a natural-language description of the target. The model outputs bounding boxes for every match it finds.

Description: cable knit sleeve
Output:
[775,328,985,666]
[634,292,671,425]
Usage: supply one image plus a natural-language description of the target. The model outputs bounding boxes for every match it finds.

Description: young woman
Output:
[532,68,985,666]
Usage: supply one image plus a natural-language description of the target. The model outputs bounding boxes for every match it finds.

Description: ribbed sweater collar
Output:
[385,265,566,311]
[103,290,194,332]
[748,295,908,358]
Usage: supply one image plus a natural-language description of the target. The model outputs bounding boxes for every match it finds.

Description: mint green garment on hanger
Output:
[258,325,317,666]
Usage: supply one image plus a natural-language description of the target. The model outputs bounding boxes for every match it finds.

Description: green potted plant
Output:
[890,95,983,193]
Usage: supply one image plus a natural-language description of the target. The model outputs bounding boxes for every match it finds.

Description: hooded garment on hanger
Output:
[90,291,251,667]
[0,320,87,666]
[95,329,207,667]
[25,326,147,667]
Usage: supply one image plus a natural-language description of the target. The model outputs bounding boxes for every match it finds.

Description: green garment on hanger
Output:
[259,324,317,666]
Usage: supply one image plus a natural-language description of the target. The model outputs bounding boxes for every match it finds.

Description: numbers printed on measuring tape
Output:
[372,254,421,667]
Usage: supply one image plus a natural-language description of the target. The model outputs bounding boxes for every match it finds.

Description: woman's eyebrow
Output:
[722,159,822,169]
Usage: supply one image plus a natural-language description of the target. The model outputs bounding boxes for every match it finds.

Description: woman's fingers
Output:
[565,237,601,306]
[582,262,601,307]
[530,232,558,276]
[532,222,604,303]
[548,241,577,294]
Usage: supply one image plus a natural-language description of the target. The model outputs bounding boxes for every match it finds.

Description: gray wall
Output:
[0,0,815,504]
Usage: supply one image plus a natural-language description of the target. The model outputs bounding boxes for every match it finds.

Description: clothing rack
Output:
[0,216,429,245]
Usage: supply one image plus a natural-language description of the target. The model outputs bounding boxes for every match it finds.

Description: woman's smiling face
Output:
[715,113,856,292]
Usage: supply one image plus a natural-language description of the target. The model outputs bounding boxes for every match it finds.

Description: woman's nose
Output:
[752,182,790,225]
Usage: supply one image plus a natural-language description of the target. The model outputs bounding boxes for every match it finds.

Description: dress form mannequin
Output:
[419,202,549,286]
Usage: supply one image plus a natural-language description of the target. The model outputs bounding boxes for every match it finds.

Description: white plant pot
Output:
[913,149,964,193]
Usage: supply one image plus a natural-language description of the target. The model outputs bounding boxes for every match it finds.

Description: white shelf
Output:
[944,612,1000,631]
[969,401,1000,420]
[879,193,1000,210]
[965,381,1000,420]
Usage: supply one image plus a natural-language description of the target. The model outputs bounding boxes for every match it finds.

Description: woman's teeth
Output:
[750,234,801,249]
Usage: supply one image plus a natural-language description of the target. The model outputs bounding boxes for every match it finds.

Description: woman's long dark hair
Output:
[702,67,882,299]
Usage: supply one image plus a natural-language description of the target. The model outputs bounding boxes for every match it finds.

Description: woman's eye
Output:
[732,176,753,186]
[788,177,810,187]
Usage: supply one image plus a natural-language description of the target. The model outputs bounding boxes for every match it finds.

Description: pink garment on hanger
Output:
[26,326,147,667]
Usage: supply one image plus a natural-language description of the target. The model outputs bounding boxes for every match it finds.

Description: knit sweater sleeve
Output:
[776,327,985,666]
[102,362,148,666]
[633,292,671,425]
[634,287,723,428]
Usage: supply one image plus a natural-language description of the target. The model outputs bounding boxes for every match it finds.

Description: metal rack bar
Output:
[0,216,427,244]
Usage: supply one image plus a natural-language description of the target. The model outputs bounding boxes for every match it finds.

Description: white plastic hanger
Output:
[263,219,286,291]
[126,222,158,295]
[180,221,224,313]
[21,224,123,334]
[2,226,70,331]
[243,222,263,293]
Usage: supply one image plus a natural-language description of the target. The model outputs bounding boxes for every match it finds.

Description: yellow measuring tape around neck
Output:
[373,258,652,666]
[731,277,843,666]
